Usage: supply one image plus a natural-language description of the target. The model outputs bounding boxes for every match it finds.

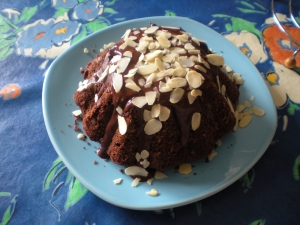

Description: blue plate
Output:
[42,17,277,210]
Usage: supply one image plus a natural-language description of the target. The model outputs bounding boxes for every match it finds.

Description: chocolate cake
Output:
[74,25,239,173]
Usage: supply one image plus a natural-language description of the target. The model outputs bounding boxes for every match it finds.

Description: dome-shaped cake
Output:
[74,25,239,172]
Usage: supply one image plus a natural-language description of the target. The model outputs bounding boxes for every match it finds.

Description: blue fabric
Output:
[1,0,300,224]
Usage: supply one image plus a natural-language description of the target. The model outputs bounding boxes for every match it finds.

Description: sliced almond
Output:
[169,87,184,103]
[146,189,158,196]
[72,110,82,117]
[243,107,253,116]
[236,104,245,112]
[136,40,149,53]
[141,150,149,159]
[121,29,131,39]
[170,47,187,55]
[162,53,177,63]
[117,57,131,73]
[144,50,163,62]
[156,35,171,48]
[203,61,210,69]
[138,78,146,86]
[194,64,207,73]
[113,178,122,184]
[192,37,200,46]
[116,106,123,115]
[244,100,251,107]
[138,64,158,76]
[123,51,132,58]
[221,85,226,96]
[117,115,127,135]
[144,26,159,34]
[143,109,152,122]
[124,68,138,77]
[110,55,121,63]
[186,71,205,88]
[253,106,265,116]
[178,57,194,68]
[109,64,117,74]
[119,42,127,50]
[239,114,252,128]
[129,35,137,41]
[159,106,171,121]
[166,77,187,88]
[235,77,244,85]
[112,73,123,93]
[226,97,234,113]
[178,163,192,175]
[176,33,189,42]
[145,91,157,105]
[147,178,153,185]
[191,89,202,97]
[191,112,201,131]
[144,119,162,135]
[184,43,195,50]
[100,65,110,80]
[155,171,168,179]
[141,159,150,168]
[155,58,165,71]
[188,49,200,54]
[132,177,141,187]
[206,54,224,66]
[135,152,141,162]
[132,96,147,108]
[151,104,161,118]
[187,91,197,104]
[125,166,148,177]
[125,38,137,47]
[208,150,217,161]
[125,82,141,92]
[157,69,174,78]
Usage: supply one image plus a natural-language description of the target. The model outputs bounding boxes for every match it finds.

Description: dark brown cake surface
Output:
[74,25,239,172]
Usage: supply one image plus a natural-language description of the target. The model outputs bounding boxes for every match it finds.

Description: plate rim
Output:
[42,16,277,210]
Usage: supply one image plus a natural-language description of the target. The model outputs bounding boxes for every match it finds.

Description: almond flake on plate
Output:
[113,178,122,184]
[146,189,158,196]
[125,166,148,177]
[154,171,168,179]
[72,110,82,117]
[132,177,141,187]
[178,163,192,175]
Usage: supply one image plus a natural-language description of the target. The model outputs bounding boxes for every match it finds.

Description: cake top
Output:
[77,25,237,159]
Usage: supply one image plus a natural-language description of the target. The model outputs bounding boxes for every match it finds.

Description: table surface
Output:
[1,0,300,224]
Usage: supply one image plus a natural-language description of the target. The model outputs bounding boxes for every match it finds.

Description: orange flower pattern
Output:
[0,84,22,100]
[263,24,300,67]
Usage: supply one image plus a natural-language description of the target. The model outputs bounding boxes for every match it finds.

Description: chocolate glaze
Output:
[80,25,235,159]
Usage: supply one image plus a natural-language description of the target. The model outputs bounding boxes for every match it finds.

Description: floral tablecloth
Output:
[1,0,300,224]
